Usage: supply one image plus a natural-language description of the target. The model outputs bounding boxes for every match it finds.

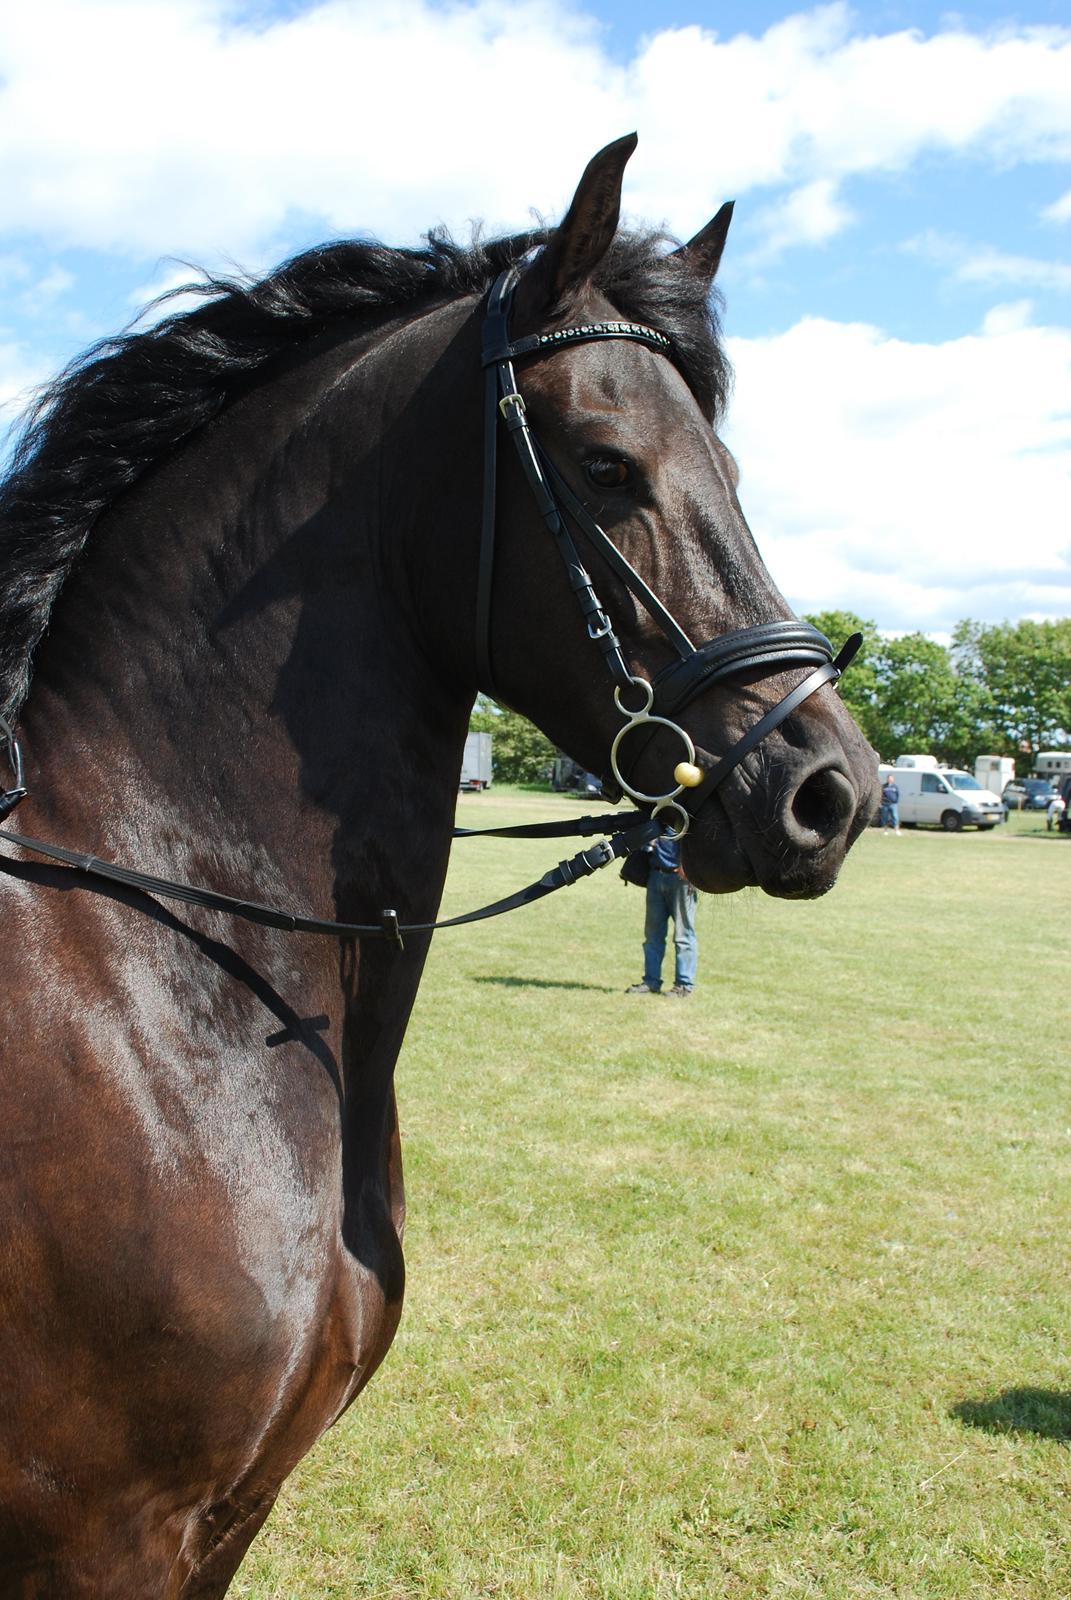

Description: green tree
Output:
[469,697,557,783]
[872,632,986,767]
[804,610,884,750]
[951,618,1071,760]
[808,612,994,766]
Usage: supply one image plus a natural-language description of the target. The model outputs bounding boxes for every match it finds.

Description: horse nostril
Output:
[788,766,856,846]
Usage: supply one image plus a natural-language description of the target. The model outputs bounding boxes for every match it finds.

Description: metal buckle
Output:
[587,611,613,640]
[498,393,526,421]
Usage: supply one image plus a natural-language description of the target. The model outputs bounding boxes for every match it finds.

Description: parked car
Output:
[551,757,603,797]
[1003,778,1057,811]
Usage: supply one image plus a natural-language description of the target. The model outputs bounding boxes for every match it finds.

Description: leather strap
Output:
[452,811,630,839]
[652,620,835,715]
[477,268,682,697]
[679,632,863,814]
[475,268,518,700]
[537,455,695,659]
[483,320,672,366]
[0,814,661,949]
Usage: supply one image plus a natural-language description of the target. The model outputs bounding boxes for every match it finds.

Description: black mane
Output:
[0,227,730,722]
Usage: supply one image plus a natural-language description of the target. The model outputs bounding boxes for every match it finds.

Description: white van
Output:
[878,765,1005,831]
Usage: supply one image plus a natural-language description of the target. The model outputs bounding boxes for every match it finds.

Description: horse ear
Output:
[673,201,735,284]
[513,133,638,320]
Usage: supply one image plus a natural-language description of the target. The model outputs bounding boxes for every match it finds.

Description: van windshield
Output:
[944,772,982,791]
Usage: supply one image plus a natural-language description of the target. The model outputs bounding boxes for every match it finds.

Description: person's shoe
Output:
[625,981,660,995]
[667,984,693,998]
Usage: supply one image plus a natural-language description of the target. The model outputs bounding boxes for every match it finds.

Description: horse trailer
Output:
[975,754,1015,794]
[460,731,492,791]
[1035,751,1071,782]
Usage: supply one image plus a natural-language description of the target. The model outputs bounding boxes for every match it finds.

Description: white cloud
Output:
[957,247,1071,293]
[1042,187,1071,224]
[746,178,856,260]
[722,315,1071,631]
[1,2,1068,634]
[0,344,49,430]
[17,266,75,318]
[982,300,1034,334]
[0,255,31,292]
[907,230,1071,294]
[0,1,1068,258]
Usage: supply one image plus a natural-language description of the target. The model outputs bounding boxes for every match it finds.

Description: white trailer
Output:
[894,752,939,769]
[1035,751,1071,781]
[460,731,492,791]
[975,754,1015,794]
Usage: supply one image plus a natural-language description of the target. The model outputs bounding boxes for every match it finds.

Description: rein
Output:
[0,265,860,946]
[0,753,658,950]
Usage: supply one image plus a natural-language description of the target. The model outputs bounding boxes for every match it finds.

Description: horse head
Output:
[466,135,877,899]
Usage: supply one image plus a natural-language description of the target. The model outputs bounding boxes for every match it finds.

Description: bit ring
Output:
[610,678,697,806]
[652,798,690,839]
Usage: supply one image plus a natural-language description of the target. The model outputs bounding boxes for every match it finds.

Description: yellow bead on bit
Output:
[674,761,703,788]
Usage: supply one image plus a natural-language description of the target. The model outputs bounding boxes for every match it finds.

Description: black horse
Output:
[0,137,876,1595]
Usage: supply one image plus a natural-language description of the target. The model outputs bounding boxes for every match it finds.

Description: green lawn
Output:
[235,790,1070,1599]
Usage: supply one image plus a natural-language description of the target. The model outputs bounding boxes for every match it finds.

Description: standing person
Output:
[1047,791,1065,831]
[880,773,901,834]
[625,834,698,998]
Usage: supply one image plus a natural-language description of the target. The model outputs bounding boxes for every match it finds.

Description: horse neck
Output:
[21,300,481,926]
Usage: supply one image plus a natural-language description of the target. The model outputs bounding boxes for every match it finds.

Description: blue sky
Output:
[1,0,1068,633]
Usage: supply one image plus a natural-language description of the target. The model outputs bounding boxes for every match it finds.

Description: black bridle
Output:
[477,266,861,834]
[0,265,860,946]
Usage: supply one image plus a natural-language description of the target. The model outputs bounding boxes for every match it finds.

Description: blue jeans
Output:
[880,802,899,829]
[643,870,698,991]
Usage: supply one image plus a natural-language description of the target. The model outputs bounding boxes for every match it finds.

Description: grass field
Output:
[235,794,1070,1599]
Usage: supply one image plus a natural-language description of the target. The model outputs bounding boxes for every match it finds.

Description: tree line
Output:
[471,615,1071,783]
[808,613,1071,769]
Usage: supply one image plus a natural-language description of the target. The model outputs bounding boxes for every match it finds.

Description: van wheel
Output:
[941,811,963,832]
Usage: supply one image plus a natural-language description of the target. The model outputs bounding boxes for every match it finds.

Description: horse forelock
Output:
[0,225,730,723]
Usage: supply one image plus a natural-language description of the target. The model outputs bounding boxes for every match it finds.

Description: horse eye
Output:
[585,456,632,489]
